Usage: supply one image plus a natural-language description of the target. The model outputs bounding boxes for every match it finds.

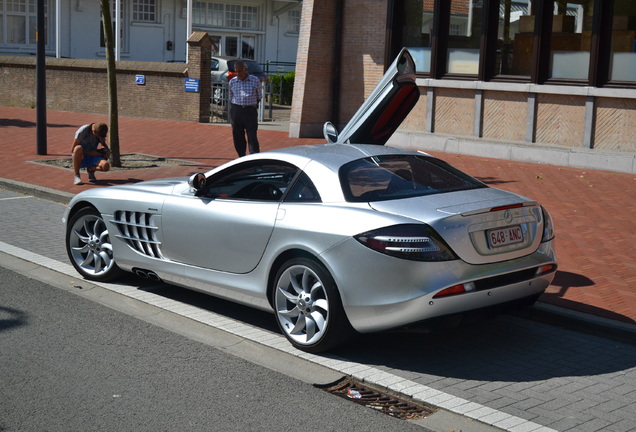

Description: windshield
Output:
[339,155,486,202]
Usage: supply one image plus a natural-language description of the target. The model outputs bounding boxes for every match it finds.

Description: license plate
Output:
[487,225,523,248]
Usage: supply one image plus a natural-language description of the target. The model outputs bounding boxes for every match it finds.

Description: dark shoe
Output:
[88,170,97,182]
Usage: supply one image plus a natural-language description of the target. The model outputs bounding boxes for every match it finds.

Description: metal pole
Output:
[55,0,61,57]
[36,0,47,155]
[186,0,192,61]
[115,0,120,60]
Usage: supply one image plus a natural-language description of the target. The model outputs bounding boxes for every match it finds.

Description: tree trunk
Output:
[100,0,121,167]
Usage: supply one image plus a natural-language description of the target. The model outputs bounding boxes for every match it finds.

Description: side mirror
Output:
[323,122,339,144]
[188,173,206,191]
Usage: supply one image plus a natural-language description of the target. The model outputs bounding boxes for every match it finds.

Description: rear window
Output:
[227,60,264,74]
[339,155,486,202]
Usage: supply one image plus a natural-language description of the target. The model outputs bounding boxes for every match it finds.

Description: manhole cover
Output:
[317,377,436,420]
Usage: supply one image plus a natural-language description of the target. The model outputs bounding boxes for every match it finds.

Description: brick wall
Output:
[290,0,339,138]
[0,33,212,123]
[339,0,388,122]
[290,0,390,138]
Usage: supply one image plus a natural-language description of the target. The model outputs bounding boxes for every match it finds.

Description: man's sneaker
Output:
[74,174,82,185]
[88,170,97,182]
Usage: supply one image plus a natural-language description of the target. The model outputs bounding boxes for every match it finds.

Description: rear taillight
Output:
[355,224,457,261]
[536,264,557,275]
[227,72,237,81]
[541,206,555,242]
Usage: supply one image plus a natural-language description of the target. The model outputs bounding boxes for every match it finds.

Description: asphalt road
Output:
[1,188,635,432]
[0,262,428,432]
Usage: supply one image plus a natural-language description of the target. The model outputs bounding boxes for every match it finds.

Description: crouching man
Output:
[71,122,111,185]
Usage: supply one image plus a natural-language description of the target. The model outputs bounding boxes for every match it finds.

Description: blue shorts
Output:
[80,155,106,169]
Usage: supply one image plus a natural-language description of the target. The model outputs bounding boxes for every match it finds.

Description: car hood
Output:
[323,47,419,146]
[70,177,189,201]
[111,177,188,194]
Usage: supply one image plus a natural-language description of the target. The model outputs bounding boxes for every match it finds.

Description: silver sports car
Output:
[64,49,557,353]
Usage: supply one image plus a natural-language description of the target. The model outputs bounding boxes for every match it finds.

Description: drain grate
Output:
[317,377,436,420]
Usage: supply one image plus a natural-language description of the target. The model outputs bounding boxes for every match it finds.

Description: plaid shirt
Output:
[229,75,262,106]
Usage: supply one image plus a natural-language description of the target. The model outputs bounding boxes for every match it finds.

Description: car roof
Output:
[242,143,428,172]
[212,56,260,62]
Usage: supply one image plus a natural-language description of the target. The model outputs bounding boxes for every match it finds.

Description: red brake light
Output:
[433,284,466,298]
[490,203,524,212]
[227,72,237,81]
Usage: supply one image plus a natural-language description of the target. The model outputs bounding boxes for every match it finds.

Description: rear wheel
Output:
[66,207,123,281]
[273,258,353,352]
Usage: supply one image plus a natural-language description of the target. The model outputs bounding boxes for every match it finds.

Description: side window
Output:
[211,59,219,71]
[285,173,321,203]
[203,160,298,201]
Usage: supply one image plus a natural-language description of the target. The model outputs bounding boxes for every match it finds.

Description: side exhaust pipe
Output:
[133,268,162,282]
[146,271,161,282]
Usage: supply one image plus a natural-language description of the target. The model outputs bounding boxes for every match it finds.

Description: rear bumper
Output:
[345,269,555,333]
[321,237,557,333]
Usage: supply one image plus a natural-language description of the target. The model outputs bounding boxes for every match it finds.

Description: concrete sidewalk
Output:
[1,105,635,334]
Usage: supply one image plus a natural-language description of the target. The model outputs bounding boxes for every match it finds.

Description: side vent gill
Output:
[111,211,164,259]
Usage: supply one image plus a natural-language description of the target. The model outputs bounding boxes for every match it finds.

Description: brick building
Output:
[290,0,636,173]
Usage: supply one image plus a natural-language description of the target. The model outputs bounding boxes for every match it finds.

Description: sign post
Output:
[36,0,47,155]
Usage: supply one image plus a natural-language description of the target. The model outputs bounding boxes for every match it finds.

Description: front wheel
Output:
[273,258,353,353]
[66,207,123,282]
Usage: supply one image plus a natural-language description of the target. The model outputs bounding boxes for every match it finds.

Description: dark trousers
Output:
[229,104,260,157]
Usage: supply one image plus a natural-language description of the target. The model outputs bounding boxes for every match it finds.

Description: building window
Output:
[287,9,300,34]
[400,0,435,74]
[225,4,240,27]
[207,3,223,26]
[132,0,157,22]
[1,0,47,46]
[242,5,257,30]
[393,0,636,87]
[609,0,636,82]
[446,0,481,75]
[497,0,536,77]
[193,2,259,30]
[548,1,593,81]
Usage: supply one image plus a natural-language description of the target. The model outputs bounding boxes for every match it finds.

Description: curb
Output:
[0,177,73,204]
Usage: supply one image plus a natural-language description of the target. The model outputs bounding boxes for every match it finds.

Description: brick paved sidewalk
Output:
[1,106,635,326]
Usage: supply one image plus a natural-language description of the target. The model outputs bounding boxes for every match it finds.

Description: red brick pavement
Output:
[1,106,635,326]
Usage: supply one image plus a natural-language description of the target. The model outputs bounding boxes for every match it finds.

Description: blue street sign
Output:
[135,75,145,85]
[184,78,200,93]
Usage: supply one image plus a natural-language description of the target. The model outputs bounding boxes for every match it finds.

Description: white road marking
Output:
[0,196,33,201]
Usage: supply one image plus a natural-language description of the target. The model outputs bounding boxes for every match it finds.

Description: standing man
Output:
[228,60,262,157]
[71,122,111,185]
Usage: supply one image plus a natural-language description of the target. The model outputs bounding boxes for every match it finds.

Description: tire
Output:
[66,207,123,282]
[273,258,353,353]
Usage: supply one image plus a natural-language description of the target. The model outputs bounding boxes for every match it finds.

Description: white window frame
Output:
[132,0,158,23]
[193,2,259,30]
[287,9,300,35]
[0,0,48,47]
